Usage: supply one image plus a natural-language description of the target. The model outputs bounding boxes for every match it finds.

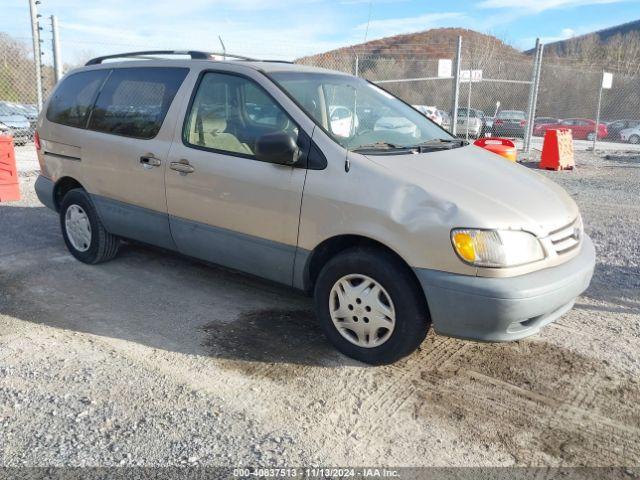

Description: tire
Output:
[587,132,595,141]
[59,188,120,264]
[313,247,430,365]
[629,135,640,145]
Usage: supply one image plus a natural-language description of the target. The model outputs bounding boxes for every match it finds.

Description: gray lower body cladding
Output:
[34,175,298,286]
[414,235,595,341]
[35,175,56,211]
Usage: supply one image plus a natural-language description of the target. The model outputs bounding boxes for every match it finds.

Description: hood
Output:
[367,144,579,236]
[0,115,30,128]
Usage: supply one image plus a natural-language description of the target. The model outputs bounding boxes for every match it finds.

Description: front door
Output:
[165,70,307,285]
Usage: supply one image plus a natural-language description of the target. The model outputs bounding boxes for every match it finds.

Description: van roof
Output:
[82,50,348,76]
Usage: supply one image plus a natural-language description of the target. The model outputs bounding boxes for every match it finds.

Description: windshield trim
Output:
[260,69,455,153]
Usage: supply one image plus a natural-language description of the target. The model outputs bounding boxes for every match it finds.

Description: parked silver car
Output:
[34,51,595,364]
[0,102,31,145]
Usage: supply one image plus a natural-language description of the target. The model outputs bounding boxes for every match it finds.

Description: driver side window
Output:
[184,72,298,158]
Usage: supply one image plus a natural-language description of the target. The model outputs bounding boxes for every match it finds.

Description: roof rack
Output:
[85,50,260,65]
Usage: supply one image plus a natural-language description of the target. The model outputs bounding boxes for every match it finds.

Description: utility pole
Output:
[593,70,605,151]
[450,36,462,136]
[51,15,62,83]
[465,73,472,141]
[28,0,43,110]
[524,39,543,153]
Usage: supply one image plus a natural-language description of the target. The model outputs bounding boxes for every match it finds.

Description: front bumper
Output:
[414,235,595,342]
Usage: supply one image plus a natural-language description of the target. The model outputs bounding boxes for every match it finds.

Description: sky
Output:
[0,0,638,64]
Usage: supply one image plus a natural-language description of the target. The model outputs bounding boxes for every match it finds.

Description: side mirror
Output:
[255,132,300,166]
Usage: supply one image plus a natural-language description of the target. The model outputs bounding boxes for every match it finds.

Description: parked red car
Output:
[533,118,608,140]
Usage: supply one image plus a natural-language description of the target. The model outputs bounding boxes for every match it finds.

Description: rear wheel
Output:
[587,132,596,141]
[313,247,430,365]
[60,189,120,264]
[629,134,640,144]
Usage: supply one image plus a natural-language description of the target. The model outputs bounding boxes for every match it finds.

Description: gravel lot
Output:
[0,146,639,467]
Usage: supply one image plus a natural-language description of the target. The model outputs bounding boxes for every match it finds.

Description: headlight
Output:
[451,229,545,267]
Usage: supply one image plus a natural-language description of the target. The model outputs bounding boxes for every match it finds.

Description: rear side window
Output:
[47,70,109,128]
[88,67,188,139]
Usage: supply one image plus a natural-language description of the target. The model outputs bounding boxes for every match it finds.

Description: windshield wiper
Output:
[412,138,467,152]
[352,141,415,152]
[352,138,467,154]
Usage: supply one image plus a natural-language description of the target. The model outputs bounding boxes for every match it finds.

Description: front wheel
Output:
[313,248,430,365]
[629,135,640,144]
[60,189,120,264]
[587,132,596,141]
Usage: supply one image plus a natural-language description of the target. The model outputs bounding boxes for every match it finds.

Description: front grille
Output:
[549,218,582,255]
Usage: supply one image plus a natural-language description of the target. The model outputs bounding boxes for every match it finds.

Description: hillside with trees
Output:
[541,20,640,76]
[298,23,640,121]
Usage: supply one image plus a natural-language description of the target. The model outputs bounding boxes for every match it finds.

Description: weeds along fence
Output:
[2,26,640,150]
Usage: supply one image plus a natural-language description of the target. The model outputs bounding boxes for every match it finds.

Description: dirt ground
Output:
[0,147,639,467]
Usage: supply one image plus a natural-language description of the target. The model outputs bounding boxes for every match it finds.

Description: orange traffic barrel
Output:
[0,135,20,202]
[473,137,517,162]
[539,128,574,171]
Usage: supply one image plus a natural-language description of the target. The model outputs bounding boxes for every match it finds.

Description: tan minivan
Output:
[34,51,595,364]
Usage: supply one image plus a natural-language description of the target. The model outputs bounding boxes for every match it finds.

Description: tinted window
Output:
[47,70,109,128]
[184,72,298,158]
[89,67,188,139]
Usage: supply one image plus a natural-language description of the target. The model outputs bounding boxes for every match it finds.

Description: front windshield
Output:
[270,71,454,151]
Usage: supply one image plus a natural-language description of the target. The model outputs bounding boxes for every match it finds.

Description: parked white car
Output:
[438,110,451,131]
[412,105,443,126]
[620,125,640,144]
[456,108,483,138]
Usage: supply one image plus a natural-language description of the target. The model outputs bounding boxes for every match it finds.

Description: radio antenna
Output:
[218,36,227,60]
[363,0,373,43]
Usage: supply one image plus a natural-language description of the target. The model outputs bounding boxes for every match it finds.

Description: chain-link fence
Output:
[300,46,542,150]
[0,32,57,145]
[2,22,640,151]
[535,60,640,147]
[301,42,640,152]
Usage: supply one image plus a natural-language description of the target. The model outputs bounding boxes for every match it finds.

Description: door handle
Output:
[169,159,195,174]
[140,154,161,167]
